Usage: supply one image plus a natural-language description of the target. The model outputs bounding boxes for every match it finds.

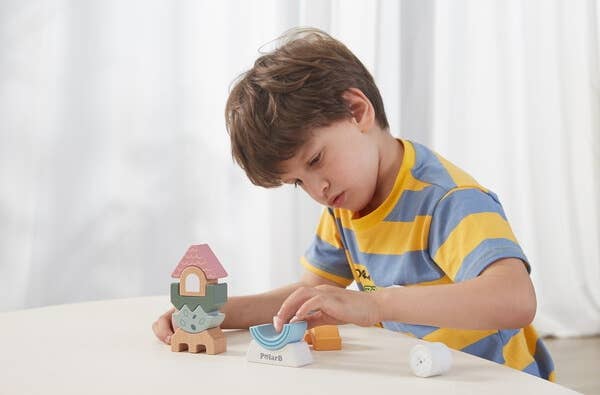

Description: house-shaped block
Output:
[170,244,228,312]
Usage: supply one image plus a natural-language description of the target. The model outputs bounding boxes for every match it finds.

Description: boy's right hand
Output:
[152,307,177,344]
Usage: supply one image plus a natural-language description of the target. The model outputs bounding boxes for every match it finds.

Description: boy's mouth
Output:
[329,192,345,207]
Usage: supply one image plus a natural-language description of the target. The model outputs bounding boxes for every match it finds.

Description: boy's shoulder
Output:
[406,140,483,194]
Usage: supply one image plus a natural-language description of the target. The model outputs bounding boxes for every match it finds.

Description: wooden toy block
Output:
[171,327,226,355]
[171,244,228,281]
[249,321,307,351]
[170,282,227,312]
[247,339,313,367]
[173,305,225,333]
[179,266,209,297]
[304,332,311,344]
[304,325,342,351]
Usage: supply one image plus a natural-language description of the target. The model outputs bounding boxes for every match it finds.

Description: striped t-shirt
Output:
[301,139,555,381]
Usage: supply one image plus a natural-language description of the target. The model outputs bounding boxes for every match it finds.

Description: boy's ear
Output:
[342,88,375,132]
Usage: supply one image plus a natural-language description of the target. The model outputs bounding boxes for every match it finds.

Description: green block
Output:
[170,282,228,312]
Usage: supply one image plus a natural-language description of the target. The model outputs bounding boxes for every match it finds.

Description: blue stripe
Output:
[454,239,529,281]
[411,142,456,189]
[336,222,444,286]
[498,328,521,345]
[461,333,506,364]
[533,338,555,380]
[429,188,508,257]
[304,235,353,280]
[384,186,446,222]
[360,250,444,286]
[523,361,542,378]
[382,321,439,338]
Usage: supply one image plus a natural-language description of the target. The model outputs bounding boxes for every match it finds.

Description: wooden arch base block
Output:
[171,327,226,355]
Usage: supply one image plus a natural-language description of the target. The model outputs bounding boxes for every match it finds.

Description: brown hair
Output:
[225,27,389,187]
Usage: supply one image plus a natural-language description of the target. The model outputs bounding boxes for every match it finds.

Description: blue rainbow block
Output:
[249,321,308,351]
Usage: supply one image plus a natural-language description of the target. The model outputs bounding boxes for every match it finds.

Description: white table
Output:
[0,296,579,394]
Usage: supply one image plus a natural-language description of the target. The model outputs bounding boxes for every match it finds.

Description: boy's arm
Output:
[374,257,536,330]
[152,269,342,344]
[276,258,536,331]
[220,269,343,329]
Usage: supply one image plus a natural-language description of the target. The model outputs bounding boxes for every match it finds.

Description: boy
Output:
[153,28,555,381]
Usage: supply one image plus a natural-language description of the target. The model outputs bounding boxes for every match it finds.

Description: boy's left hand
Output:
[273,284,381,332]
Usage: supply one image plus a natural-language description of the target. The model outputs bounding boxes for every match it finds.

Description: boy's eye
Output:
[309,152,322,166]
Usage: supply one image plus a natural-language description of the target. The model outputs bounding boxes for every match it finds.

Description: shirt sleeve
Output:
[301,208,354,287]
[428,188,530,282]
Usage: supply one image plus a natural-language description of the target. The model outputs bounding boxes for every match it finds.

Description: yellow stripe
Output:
[523,325,539,356]
[502,330,535,370]
[548,371,556,382]
[338,210,354,230]
[434,152,484,190]
[410,275,453,287]
[300,257,353,287]
[423,328,497,350]
[433,212,518,280]
[357,216,431,254]
[403,172,431,192]
[316,209,343,248]
[350,139,416,230]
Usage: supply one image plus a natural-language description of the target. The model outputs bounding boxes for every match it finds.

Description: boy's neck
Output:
[357,131,404,217]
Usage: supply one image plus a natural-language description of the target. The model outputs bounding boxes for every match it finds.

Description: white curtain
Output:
[399,0,600,337]
[1,0,598,337]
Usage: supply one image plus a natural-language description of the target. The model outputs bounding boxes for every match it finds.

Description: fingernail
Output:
[289,315,299,323]
[165,335,171,344]
[273,316,282,332]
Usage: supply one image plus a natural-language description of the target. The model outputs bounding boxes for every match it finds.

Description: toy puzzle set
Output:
[166,244,450,376]
[168,244,341,366]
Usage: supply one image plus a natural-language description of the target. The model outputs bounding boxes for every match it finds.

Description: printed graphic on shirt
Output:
[350,263,376,292]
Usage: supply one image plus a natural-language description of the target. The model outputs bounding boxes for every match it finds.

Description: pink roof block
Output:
[171,244,228,280]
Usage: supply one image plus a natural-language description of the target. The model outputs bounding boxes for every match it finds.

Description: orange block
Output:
[304,325,342,351]
[171,327,226,355]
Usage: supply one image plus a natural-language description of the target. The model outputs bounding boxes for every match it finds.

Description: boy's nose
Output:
[306,176,328,201]
[319,179,330,200]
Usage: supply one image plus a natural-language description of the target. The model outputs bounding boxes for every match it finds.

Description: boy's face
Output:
[279,118,380,213]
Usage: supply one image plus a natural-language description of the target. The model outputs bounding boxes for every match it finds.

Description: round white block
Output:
[409,342,453,378]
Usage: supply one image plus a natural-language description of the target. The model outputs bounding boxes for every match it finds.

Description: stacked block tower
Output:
[170,244,228,354]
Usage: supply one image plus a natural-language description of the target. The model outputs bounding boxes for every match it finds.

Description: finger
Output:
[275,287,316,332]
[304,312,338,329]
[153,315,175,344]
[294,294,328,321]
[289,309,320,324]
[296,294,347,326]
[300,310,324,327]
[171,312,180,330]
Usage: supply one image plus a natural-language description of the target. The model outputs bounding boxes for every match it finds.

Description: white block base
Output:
[246,340,313,367]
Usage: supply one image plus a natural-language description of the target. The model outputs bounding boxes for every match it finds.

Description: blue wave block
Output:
[173,305,226,333]
[249,321,308,351]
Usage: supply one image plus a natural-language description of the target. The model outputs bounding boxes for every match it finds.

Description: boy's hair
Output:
[225,27,389,187]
